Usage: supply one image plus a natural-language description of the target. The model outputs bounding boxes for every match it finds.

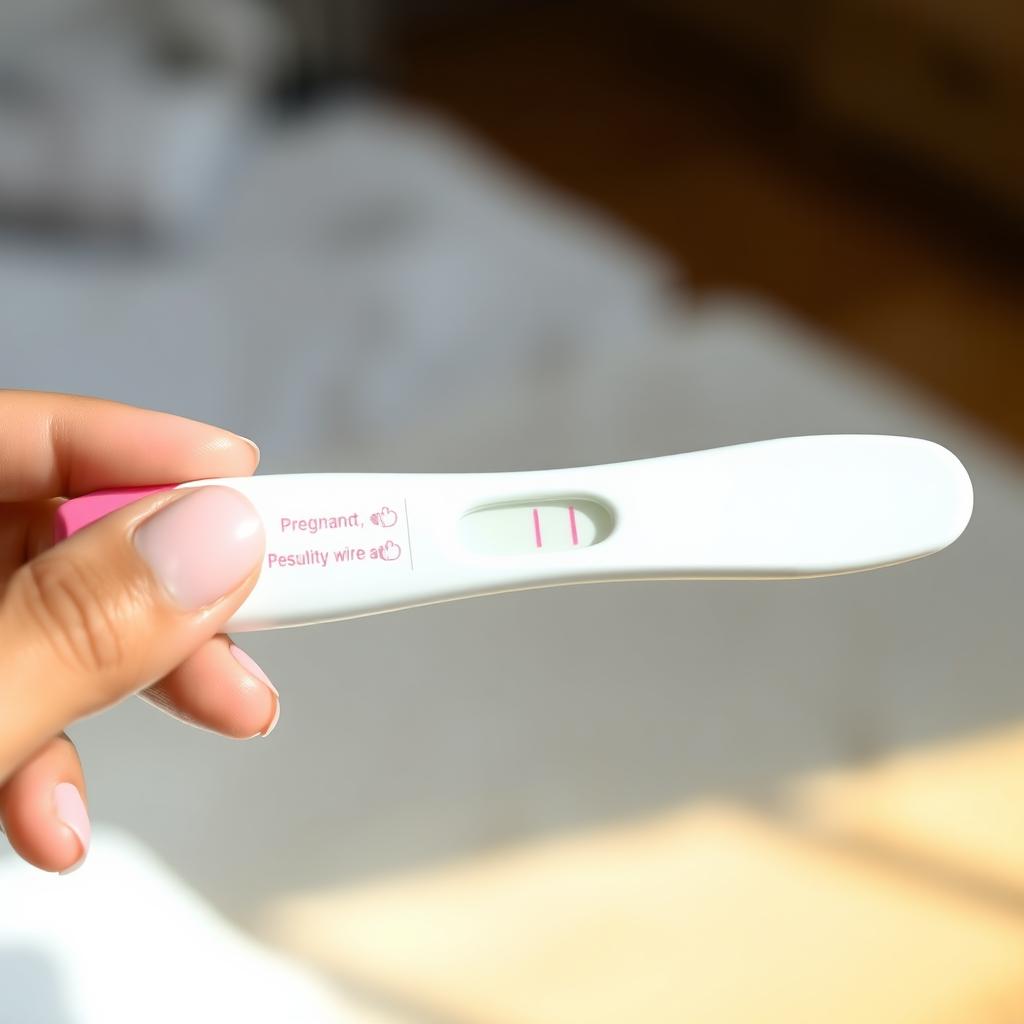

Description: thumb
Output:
[0,486,264,781]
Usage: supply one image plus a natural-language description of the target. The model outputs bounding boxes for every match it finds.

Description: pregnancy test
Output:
[55,435,973,632]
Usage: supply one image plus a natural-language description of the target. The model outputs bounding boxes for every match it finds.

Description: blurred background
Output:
[2,1,1024,1021]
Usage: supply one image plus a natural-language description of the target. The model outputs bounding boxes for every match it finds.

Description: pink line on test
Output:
[533,508,543,548]
[568,505,579,546]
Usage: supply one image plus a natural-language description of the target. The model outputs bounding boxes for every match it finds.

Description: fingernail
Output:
[54,782,90,874]
[229,643,280,736]
[135,487,264,610]
[236,434,261,466]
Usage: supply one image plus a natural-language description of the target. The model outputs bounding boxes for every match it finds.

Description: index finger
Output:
[0,391,260,501]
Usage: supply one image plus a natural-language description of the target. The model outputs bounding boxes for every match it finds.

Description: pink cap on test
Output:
[54,485,176,542]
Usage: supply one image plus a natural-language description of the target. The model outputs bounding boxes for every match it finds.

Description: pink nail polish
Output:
[54,782,90,874]
[229,643,280,736]
[135,487,264,610]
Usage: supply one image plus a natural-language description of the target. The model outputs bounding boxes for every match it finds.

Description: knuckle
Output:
[14,556,130,678]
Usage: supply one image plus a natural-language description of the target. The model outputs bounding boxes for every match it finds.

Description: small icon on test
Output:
[379,540,401,561]
[371,506,399,528]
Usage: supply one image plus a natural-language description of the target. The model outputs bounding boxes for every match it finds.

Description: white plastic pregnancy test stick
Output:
[55,435,972,632]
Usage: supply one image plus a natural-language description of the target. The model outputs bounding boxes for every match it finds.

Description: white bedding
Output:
[1,101,674,457]
[0,828,347,1024]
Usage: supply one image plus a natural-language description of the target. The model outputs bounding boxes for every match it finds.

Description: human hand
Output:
[0,391,275,873]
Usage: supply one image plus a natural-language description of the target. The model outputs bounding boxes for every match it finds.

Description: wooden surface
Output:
[797,724,1024,897]
[394,4,1024,453]
[265,797,1024,1024]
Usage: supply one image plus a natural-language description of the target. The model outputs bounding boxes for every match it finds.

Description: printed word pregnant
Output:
[279,513,360,535]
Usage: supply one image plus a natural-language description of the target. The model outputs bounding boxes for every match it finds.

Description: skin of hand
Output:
[0,391,277,874]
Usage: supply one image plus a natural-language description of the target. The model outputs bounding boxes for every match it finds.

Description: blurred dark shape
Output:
[1,0,1022,447]
[631,0,1024,223]
[0,0,288,239]
[389,1,1024,453]
[275,0,391,96]
[3,0,1021,240]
